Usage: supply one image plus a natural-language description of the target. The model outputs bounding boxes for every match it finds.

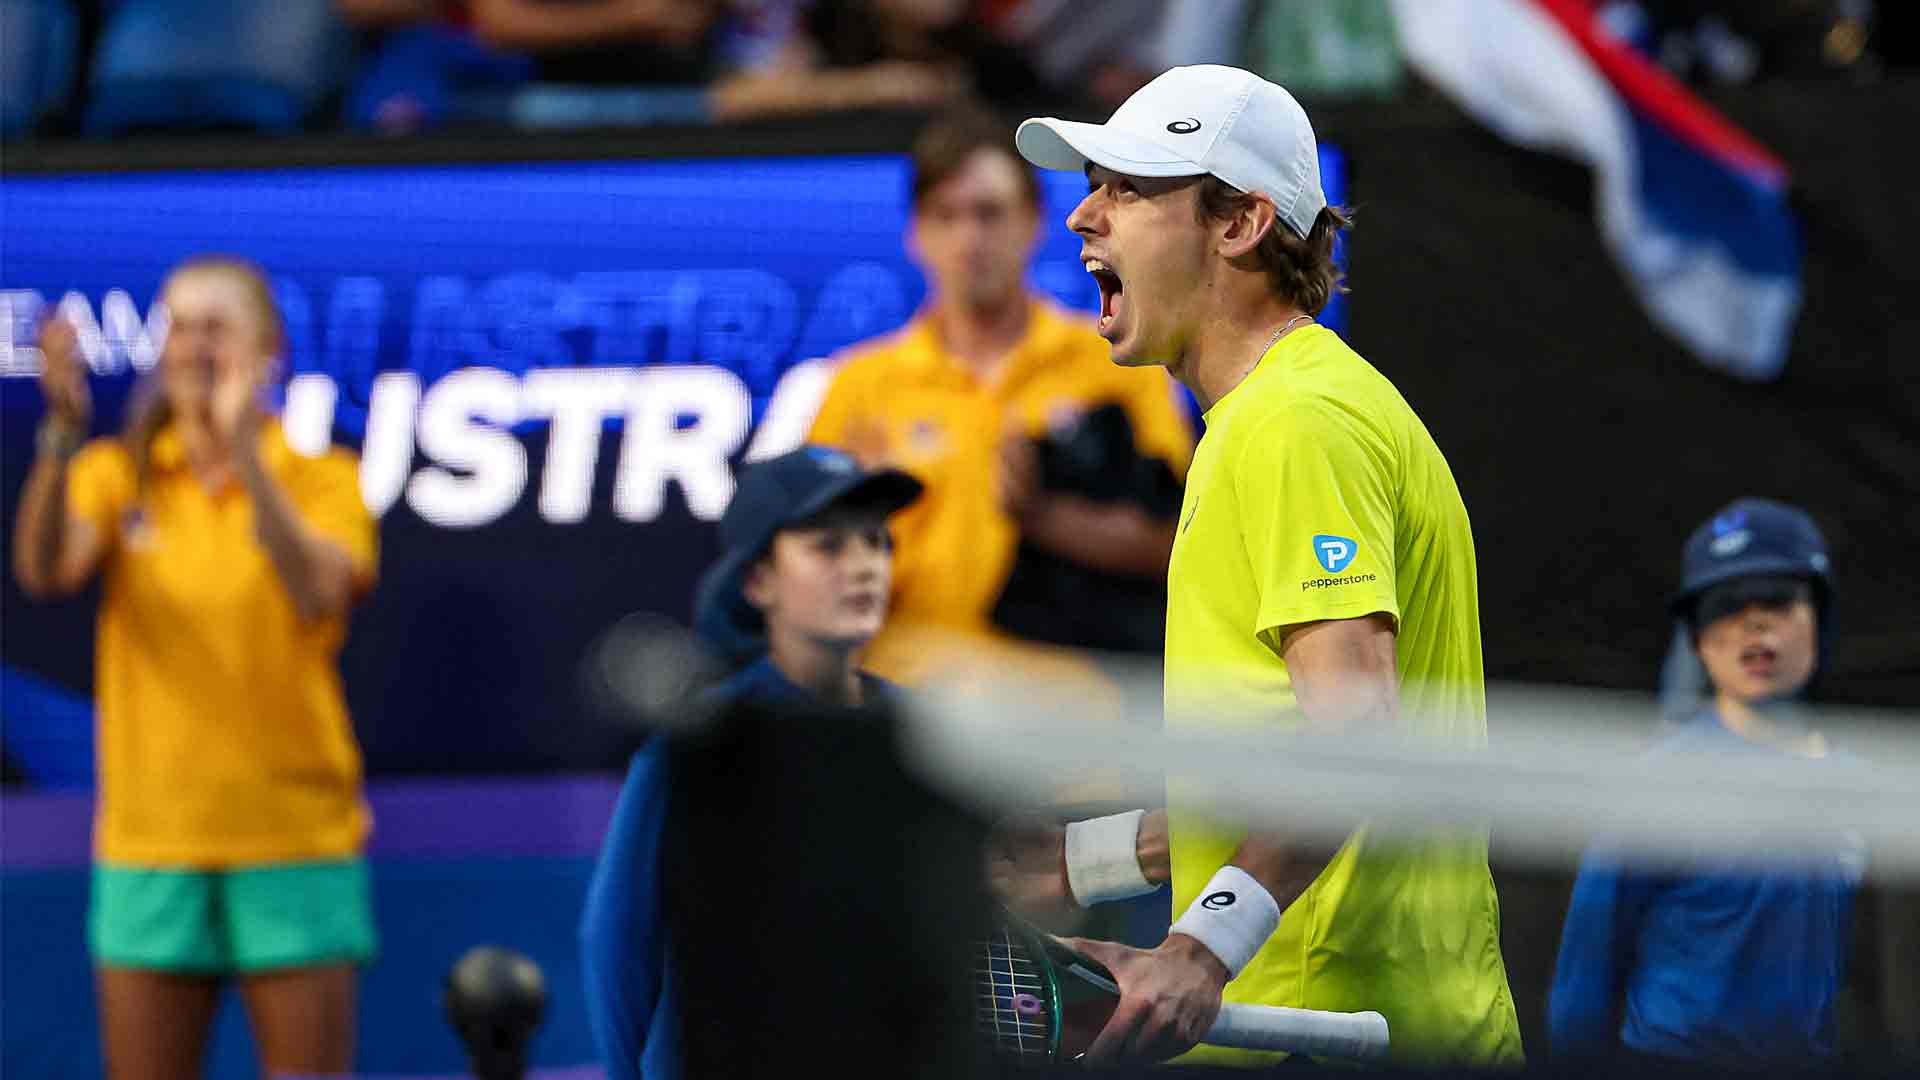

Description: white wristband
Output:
[1169,865,1281,978]
[1064,809,1155,907]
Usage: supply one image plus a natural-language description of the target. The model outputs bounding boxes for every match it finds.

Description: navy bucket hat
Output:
[692,446,921,664]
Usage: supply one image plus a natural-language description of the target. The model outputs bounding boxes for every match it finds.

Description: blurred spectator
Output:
[1243,0,1403,100]
[805,104,1194,693]
[339,0,729,132]
[1,0,84,138]
[980,0,1406,112]
[1597,0,1881,85]
[709,0,1048,121]
[11,257,379,1077]
[337,0,450,25]
[337,1,534,133]
[81,0,353,136]
[1550,498,1865,1067]
[465,0,717,84]
[975,0,1164,110]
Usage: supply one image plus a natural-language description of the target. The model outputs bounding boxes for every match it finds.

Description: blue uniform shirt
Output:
[578,657,898,1080]
[1548,707,1866,1064]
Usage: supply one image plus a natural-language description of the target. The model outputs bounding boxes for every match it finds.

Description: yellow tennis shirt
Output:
[808,299,1193,689]
[67,421,377,869]
[1163,326,1523,1067]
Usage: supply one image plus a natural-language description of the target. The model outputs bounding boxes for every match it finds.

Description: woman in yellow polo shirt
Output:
[12,256,378,1079]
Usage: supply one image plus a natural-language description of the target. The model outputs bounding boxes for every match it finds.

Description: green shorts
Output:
[89,859,378,974]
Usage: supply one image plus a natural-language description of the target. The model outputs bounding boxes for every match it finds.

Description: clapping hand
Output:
[208,351,266,450]
[37,315,91,436]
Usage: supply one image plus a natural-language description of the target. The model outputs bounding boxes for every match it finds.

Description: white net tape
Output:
[901,674,1920,879]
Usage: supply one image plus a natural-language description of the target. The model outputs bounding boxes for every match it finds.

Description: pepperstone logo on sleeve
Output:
[1312,534,1357,573]
[1303,533,1377,592]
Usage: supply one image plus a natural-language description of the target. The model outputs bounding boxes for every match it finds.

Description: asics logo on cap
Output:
[1166,117,1202,134]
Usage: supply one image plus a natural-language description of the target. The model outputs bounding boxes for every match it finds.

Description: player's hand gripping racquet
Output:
[974,912,1390,1065]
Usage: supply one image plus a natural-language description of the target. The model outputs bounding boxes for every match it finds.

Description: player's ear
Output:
[1218,195,1279,260]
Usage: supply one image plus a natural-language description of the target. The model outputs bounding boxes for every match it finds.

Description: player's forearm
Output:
[1223,830,1343,915]
[13,440,81,597]
[1021,496,1176,578]
[1220,617,1394,899]
[1167,617,1398,972]
[1206,619,1397,905]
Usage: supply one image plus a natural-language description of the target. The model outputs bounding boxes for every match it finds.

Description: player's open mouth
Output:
[1085,257,1124,335]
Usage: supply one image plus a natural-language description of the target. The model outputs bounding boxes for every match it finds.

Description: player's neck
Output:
[1176,295,1311,413]
[767,633,864,708]
[932,291,1030,378]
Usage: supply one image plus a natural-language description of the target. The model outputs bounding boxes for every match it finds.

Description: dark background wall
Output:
[1324,80,1917,705]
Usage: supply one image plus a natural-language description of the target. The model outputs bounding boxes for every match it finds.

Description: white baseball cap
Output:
[1016,65,1327,239]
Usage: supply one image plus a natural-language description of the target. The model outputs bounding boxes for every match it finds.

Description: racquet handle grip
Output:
[1205,1003,1390,1062]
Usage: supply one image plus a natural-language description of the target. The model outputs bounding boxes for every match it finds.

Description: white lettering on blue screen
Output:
[2,287,832,528]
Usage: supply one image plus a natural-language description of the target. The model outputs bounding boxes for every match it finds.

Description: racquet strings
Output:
[975,925,1052,1060]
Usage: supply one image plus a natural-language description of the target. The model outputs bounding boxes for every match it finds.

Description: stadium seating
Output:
[0,0,81,138]
[83,0,352,135]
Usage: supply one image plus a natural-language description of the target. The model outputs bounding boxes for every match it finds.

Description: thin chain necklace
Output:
[1213,314,1316,408]
[1260,313,1315,358]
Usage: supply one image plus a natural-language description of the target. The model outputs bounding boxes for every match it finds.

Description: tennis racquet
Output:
[974,912,1390,1065]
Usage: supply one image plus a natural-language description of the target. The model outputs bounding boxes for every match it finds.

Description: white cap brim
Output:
[1016,117,1207,179]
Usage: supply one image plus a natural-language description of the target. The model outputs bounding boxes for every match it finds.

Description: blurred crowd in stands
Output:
[3,0,1912,141]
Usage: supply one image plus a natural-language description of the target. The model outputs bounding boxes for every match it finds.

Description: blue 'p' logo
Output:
[1313,534,1357,574]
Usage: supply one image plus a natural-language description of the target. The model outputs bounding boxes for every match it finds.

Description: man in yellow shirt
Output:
[1011,66,1525,1067]
[807,104,1195,692]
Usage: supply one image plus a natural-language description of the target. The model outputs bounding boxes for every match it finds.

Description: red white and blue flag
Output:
[1391,0,1801,379]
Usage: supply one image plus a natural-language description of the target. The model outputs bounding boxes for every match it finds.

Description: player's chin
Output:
[1106,338,1162,369]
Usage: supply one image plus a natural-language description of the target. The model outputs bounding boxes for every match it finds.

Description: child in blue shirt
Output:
[1549,497,1863,1066]
[578,446,920,1080]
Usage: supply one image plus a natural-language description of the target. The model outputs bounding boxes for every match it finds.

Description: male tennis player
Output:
[1011,66,1524,1067]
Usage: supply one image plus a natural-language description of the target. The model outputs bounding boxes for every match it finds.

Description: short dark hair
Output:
[1194,177,1350,315]
[910,103,1042,209]
[1687,575,1818,638]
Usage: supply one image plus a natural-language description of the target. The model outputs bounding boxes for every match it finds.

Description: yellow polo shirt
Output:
[1164,326,1523,1067]
[807,299,1194,689]
[66,421,377,869]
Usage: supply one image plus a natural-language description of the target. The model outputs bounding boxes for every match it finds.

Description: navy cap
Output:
[1672,497,1831,618]
[692,446,922,662]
